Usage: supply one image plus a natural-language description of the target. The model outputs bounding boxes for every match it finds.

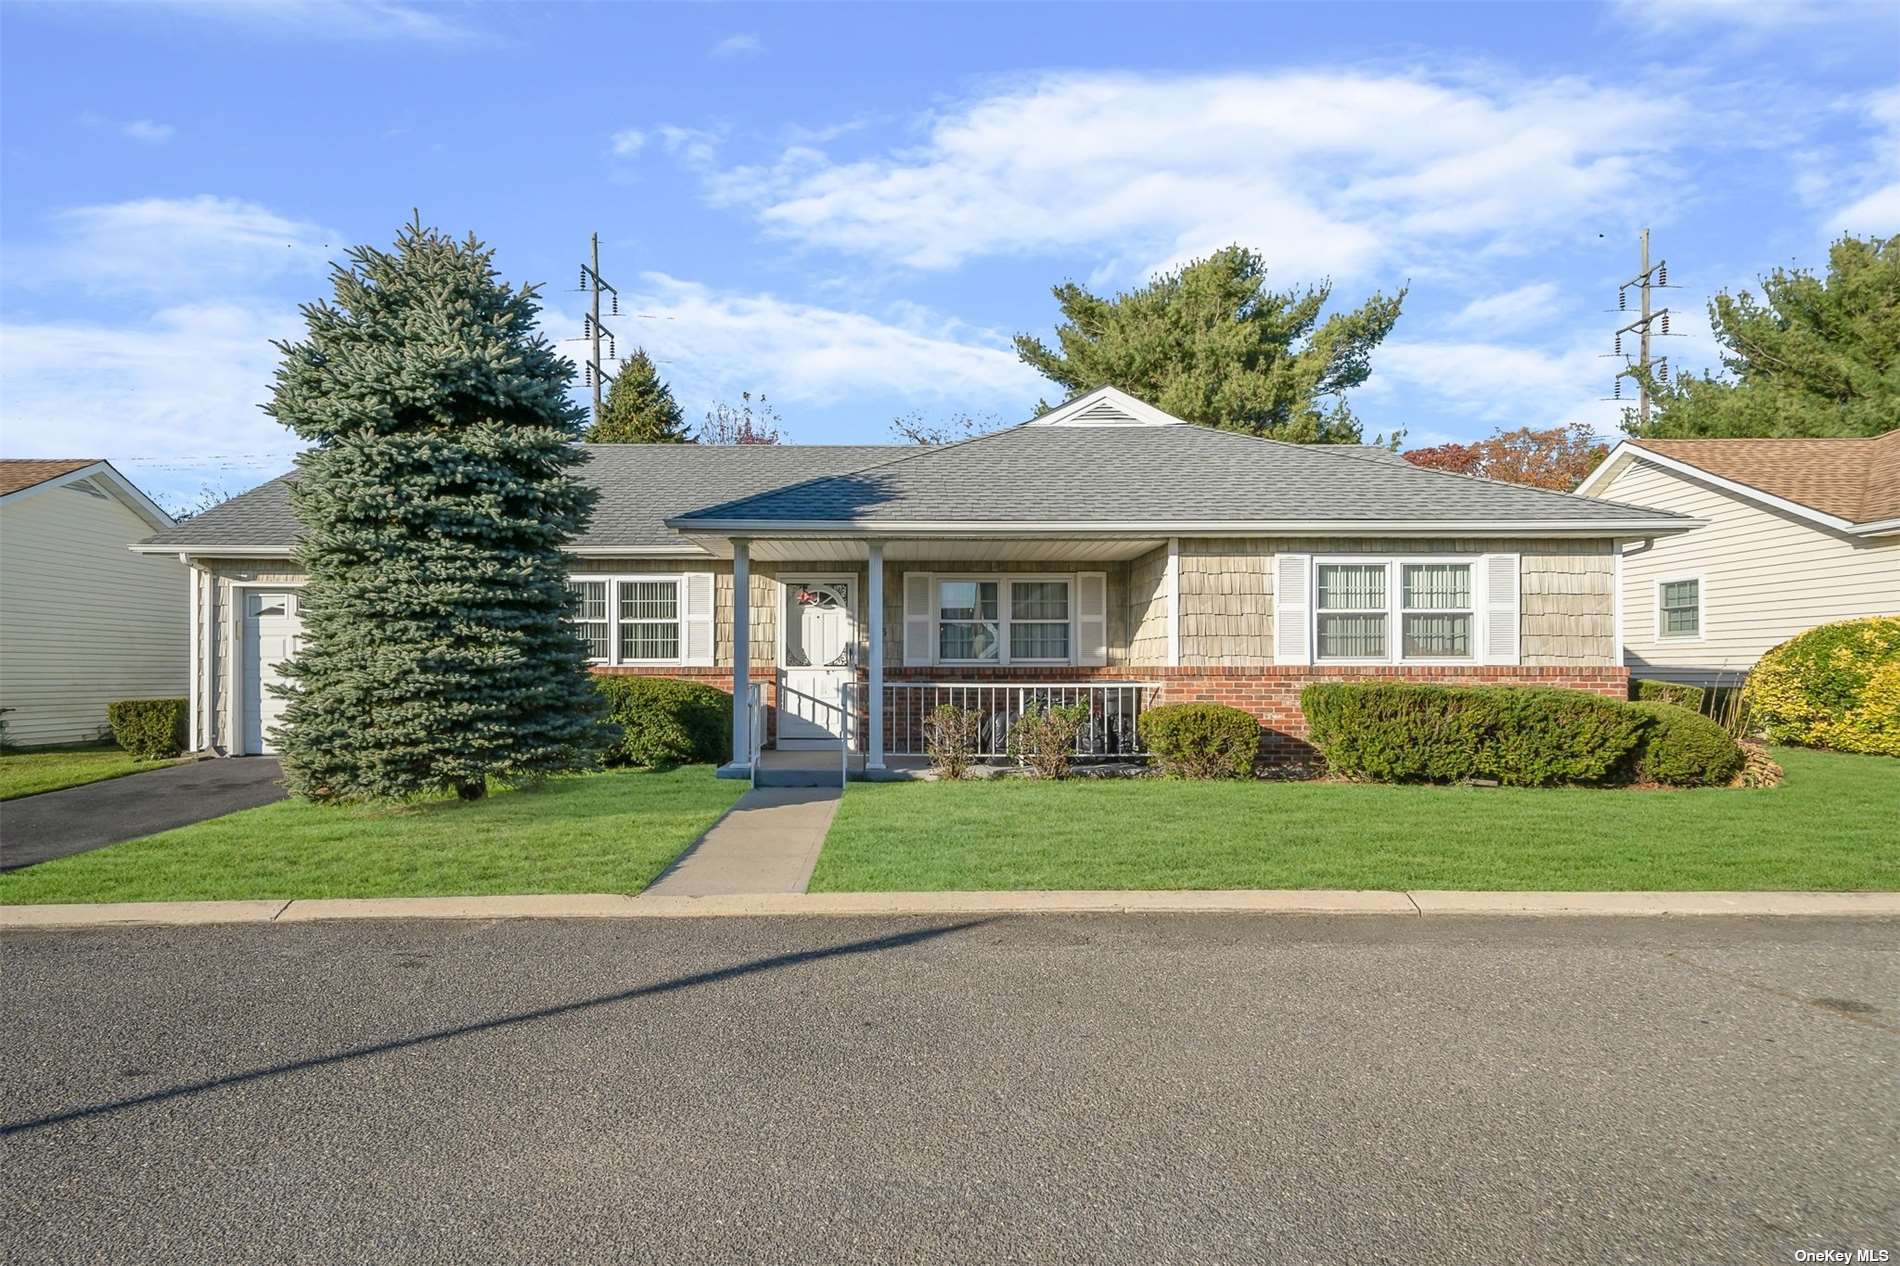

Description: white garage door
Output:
[242,590,301,754]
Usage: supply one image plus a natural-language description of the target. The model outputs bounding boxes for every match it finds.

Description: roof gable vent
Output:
[1023,386,1187,428]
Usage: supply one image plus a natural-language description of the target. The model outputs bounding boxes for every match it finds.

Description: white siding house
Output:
[0,461,186,746]
[1578,434,1900,685]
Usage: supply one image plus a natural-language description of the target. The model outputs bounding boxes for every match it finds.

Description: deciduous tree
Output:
[1403,423,1607,491]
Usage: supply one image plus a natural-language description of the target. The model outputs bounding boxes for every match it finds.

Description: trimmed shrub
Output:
[594,676,730,768]
[1139,702,1260,779]
[1744,616,1900,757]
[1300,683,1648,787]
[923,705,983,780]
[1627,701,1744,787]
[1006,701,1089,779]
[107,698,188,760]
[1633,679,1705,711]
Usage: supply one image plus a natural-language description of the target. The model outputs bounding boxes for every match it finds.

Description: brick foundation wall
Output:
[1144,665,1630,759]
[589,664,1631,763]
[880,664,1630,763]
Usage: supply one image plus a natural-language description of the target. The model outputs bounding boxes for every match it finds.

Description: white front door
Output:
[778,578,854,748]
[242,590,301,754]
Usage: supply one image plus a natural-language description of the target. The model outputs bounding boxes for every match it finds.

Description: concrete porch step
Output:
[754,747,852,788]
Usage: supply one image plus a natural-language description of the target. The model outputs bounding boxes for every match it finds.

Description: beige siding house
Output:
[0,460,185,746]
[137,389,1695,772]
[1578,432,1900,685]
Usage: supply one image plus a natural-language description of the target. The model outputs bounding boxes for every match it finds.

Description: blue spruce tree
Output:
[268,218,607,802]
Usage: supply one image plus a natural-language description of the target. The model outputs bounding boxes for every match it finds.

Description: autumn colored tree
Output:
[1402,423,1607,491]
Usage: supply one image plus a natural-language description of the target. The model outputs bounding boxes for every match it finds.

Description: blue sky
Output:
[2,0,1895,510]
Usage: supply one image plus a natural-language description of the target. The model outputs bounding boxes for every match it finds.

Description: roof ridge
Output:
[1179,424,1614,506]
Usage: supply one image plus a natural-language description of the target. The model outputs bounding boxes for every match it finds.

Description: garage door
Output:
[242,590,301,754]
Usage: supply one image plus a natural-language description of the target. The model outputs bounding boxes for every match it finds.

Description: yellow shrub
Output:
[1744,616,1900,757]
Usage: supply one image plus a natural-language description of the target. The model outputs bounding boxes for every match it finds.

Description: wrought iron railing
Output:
[882,682,1156,759]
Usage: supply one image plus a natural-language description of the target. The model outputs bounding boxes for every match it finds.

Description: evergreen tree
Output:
[586,348,691,443]
[1628,233,1899,439]
[267,218,607,803]
[1013,245,1405,443]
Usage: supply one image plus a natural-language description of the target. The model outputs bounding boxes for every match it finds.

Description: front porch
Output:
[712,535,1173,781]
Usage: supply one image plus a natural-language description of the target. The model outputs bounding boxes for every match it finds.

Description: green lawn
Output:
[0,766,743,905]
[811,747,1900,893]
[0,743,183,801]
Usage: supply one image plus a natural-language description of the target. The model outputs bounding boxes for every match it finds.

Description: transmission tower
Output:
[578,232,619,416]
[1609,228,1680,427]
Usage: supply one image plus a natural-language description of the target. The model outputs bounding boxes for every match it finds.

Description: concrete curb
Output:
[4,889,1899,929]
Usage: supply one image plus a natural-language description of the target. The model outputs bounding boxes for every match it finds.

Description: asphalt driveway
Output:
[0,757,284,870]
[1,914,1893,1263]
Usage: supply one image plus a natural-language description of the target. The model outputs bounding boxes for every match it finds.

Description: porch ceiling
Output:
[689,536,1167,563]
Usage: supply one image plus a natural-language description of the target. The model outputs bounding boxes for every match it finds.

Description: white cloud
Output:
[1364,337,1623,436]
[80,113,175,143]
[162,1,479,43]
[6,195,337,298]
[710,32,763,60]
[609,128,647,157]
[0,303,304,501]
[1447,282,1562,331]
[1607,0,1850,34]
[1827,86,1900,237]
[551,274,1043,419]
[692,69,1684,279]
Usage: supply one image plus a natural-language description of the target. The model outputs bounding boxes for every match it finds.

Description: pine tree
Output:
[1628,233,1899,439]
[1013,245,1405,443]
[585,348,692,443]
[267,218,608,803]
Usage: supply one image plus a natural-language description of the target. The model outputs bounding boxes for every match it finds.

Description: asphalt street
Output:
[2,914,1895,1264]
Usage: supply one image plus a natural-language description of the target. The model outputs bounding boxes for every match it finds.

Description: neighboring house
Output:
[0,459,186,746]
[132,388,1695,770]
[1577,430,1900,685]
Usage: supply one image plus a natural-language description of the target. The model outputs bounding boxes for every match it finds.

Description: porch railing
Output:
[882,682,1157,760]
[745,681,766,786]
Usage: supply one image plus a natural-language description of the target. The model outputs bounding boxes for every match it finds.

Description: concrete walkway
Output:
[1,757,286,871]
[642,786,842,897]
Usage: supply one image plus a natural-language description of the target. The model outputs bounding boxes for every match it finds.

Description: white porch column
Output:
[731,538,751,768]
[866,539,885,770]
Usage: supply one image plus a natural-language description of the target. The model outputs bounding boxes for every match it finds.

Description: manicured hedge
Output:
[1633,679,1705,711]
[1744,616,1900,757]
[1301,682,1695,787]
[594,677,731,768]
[1139,702,1260,779]
[107,698,188,760]
[1628,701,1744,787]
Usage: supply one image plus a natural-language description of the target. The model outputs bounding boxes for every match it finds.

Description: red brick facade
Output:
[597,664,1631,763]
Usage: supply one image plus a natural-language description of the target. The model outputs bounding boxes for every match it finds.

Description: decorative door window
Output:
[785,582,851,667]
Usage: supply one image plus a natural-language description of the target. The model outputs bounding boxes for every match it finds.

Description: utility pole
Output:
[1611,227,1674,427]
[578,232,618,418]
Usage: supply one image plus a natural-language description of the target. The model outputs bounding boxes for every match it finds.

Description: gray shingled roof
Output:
[143,428,1686,551]
[669,426,1690,527]
[140,445,912,549]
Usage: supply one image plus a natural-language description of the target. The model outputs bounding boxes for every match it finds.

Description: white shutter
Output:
[1075,572,1108,666]
[683,572,716,666]
[902,572,934,666]
[1482,553,1520,665]
[1274,554,1311,665]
